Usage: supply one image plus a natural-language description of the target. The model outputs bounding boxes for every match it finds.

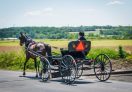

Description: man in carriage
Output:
[78,31,86,41]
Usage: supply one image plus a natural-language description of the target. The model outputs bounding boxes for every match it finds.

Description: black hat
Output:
[79,32,84,36]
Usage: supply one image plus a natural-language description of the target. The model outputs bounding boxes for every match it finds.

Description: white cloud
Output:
[25,10,42,16]
[106,0,124,5]
[24,7,53,16]
[76,8,96,14]
[44,8,53,12]
[77,8,95,12]
[87,8,96,12]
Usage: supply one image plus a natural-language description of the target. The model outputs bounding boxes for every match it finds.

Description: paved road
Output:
[110,73,132,82]
[82,69,132,83]
[0,70,132,92]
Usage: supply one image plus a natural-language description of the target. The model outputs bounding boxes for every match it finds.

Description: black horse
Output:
[19,32,52,77]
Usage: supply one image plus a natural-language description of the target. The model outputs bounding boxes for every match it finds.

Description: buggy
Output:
[39,40,112,84]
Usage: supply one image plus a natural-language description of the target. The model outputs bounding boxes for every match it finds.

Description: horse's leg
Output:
[45,45,52,62]
[23,57,29,76]
[34,58,38,78]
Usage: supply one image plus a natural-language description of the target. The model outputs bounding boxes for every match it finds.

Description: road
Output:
[0,70,132,92]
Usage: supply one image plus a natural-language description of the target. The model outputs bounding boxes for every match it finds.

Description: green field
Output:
[0,39,132,70]
[91,40,132,47]
[0,39,132,54]
[0,40,19,46]
[0,39,132,47]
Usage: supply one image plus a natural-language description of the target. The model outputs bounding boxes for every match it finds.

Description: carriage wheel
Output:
[94,54,112,81]
[76,62,83,79]
[59,55,77,84]
[39,57,51,82]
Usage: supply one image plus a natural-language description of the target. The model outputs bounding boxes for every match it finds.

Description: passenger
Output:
[78,31,86,41]
[77,31,87,58]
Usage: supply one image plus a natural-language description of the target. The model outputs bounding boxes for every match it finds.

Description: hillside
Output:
[0,26,131,39]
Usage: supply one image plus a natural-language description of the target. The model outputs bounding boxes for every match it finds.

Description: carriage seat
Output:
[61,41,91,59]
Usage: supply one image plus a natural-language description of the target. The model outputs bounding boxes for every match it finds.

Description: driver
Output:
[78,31,86,41]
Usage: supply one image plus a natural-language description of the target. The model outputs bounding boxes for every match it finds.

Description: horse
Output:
[19,32,52,77]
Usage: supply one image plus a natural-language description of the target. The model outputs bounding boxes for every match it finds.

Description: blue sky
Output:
[0,0,132,28]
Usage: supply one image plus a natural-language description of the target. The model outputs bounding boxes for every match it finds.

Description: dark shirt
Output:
[78,36,87,55]
[78,36,86,41]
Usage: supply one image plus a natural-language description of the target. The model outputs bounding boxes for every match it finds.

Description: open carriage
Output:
[39,40,112,84]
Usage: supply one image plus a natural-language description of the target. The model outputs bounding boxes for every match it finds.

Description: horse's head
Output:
[19,32,27,46]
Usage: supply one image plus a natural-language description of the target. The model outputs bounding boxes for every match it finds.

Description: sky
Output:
[0,0,132,28]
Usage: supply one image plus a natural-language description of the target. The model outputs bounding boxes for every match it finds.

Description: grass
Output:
[0,50,35,70]
[0,39,132,47]
[0,48,119,70]
[88,48,119,59]
[0,40,19,46]
[36,39,132,48]
[91,40,132,47]
[0,39,132,70]
[39,39,69,48]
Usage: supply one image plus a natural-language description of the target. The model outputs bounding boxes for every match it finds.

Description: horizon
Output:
[0,25,132,29]
[0,0,132,28]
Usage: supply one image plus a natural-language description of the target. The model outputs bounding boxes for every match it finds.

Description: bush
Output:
[0,51,35,70]
[87,48,118,59]
[118,46,126,58]
[126,55,132,63]
[0,48,130,70]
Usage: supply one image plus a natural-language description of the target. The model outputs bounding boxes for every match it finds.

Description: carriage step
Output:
[83,61,92,65]
[82,66,92,70]
[51,68,59,71]
[50,65,59,71]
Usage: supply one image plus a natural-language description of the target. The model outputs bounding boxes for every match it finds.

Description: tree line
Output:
[0,26,131,39]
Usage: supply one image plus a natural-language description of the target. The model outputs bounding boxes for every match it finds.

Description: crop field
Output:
[0,39,132,53]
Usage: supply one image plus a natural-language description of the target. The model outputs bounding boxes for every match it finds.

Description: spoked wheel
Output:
[76,61,83,79]
[94,54,112,81]
[39,57,51,82]
[60,55,77,84]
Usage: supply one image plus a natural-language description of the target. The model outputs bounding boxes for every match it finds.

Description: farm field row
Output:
[0,39,132,46]
[0,39,132,53]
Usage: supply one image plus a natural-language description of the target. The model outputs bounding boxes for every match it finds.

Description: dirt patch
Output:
[124,46,132,54]
[0,46,22,52]
[112,59,132,71]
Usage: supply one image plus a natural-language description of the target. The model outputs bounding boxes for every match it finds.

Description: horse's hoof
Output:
[36,75,38,78]
[23,72,26,76]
